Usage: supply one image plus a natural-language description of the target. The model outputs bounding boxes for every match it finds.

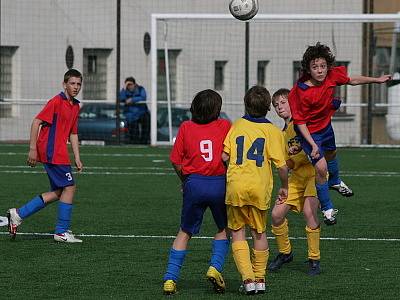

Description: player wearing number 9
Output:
[163,89,231,295]
[222,86,288,294]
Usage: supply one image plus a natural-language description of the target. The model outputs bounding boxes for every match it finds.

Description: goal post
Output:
[150,13,400,146]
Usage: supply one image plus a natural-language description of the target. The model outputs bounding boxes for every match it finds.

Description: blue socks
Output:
[210,239,230,272]
[17,195,46,219]
[54,202,73,234]
[316,182,334,211]
[327,158,341,186]
[164,248,187,281]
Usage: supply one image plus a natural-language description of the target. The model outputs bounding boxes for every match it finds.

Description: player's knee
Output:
[271,209,285,226]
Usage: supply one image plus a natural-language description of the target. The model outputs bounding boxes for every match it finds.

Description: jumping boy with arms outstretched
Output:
[289,42,391,225]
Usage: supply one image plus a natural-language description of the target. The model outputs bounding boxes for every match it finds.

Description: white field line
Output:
[0,152,168,157]
[0,166,399,177]
[0,231,399,242]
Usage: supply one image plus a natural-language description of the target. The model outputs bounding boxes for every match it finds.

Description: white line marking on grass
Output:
[0,231,399,241]
[1,168,399,177]
[0,152,168,157]
[0,170,175,176]
[0,165,172,170]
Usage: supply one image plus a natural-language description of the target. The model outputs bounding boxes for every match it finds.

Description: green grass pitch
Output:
[0,144,399,299]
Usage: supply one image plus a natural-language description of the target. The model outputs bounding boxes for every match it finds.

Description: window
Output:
[214,61,227,91]
[83,49,112,100]
[0,46,18,99]
[157,49,180,102]
[257,61,269,87]
[293,60,350,114]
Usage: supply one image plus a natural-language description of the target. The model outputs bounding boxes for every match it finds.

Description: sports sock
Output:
[271,219,291,254]
[327,158,341,186]
[163,248,187,281]
[316,182,334,211]
[17,195,46,219]
[232,240,255,281]
[210,239,230,272]
[306,226,321,260]
[252,248,269,280]
[54,202,73,234]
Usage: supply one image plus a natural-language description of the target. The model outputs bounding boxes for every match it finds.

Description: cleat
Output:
[308,259,321,276]
[54,230,83,243]
[163,280,177,295]
[268,252,293,271]
[255,278,266,294]
[330,180,354,197]
[206,266,225,293]
[239,279,256,295]
[7,208,22,240]
[322,208,338,226]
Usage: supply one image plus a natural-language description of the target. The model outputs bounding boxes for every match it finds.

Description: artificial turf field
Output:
[0,144,399,299]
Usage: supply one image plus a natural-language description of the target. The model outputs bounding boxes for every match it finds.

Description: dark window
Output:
[214,61,227,91]
[257,61,269,87]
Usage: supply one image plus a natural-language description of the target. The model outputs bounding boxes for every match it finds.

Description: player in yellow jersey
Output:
[222,86,288,295]
[268,88,321,275]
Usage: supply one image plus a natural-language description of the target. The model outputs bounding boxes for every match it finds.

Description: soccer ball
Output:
[229,0,259,21]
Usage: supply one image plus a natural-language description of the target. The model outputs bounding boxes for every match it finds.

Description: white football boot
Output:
[54,230,83,243]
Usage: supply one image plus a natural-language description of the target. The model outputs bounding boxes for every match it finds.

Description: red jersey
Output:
[289,66,350,133]
[36,92,80,165]
[170,118,231,176]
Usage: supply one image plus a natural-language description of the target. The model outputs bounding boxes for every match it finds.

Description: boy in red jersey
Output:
[163,89,231,295]
[289,42,391,225]
[7,69,83,243]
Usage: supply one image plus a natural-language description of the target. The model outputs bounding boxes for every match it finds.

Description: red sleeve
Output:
[330,66,350,86]
[170,122,186,165]
[288,87,308,125]
[36,98,57,124]
[71,110,79,134]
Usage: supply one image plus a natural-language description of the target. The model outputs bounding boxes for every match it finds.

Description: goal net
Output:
[150,13,400,146]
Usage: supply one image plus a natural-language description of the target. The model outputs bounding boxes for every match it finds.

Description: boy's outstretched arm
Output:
[348,74,391,86]
[70,133,83,172]
[27,118,42,167]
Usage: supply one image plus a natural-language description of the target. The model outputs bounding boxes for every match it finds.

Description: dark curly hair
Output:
[301,42,335,74]
[190,89,222,124]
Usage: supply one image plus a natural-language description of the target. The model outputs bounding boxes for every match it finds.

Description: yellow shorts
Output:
[285,165,316,213]
[227,205,267,233]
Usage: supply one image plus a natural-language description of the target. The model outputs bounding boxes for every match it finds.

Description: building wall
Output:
[1,0,372,143]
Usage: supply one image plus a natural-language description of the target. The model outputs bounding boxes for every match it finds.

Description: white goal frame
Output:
[150,13,400,146]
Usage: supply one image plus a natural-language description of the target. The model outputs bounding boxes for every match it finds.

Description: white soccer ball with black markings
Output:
[229,0,259,21]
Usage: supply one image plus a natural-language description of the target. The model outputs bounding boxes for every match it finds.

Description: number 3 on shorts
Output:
[65,172,73,181]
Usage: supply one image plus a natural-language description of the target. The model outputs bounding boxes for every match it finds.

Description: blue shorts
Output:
[295,123,337,165]
[44,164,75,191]
[181,174,227,235]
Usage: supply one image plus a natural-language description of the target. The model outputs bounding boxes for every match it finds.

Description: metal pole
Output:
[116,0,121,144]
[366,0,374,144]
[389,12,400,75]
[245,22,250,93]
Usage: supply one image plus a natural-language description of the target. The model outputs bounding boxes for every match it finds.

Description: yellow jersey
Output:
[224,116,287,210]
[284,121,314,178]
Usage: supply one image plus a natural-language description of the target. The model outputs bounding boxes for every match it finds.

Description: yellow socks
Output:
[232,240,255,281]
[252,248,269,280]
[306,225,321,260]
[271,219,291,254]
